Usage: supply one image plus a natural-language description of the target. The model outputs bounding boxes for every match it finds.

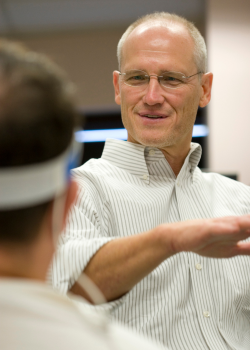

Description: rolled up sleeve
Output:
[51,185,116,294]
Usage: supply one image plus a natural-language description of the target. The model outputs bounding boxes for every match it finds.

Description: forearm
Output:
[70,215,250,302]
[71,225,174,301]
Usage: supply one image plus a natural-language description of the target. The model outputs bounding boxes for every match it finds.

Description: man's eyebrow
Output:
[131,69,178,74]
[125,69,146,73]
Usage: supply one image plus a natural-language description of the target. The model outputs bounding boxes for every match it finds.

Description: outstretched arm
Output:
[71,215,250,302]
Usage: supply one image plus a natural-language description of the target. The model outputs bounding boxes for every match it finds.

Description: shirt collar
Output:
[102,139,201,181]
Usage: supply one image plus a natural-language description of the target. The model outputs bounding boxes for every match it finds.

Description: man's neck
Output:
[126,135,191,177]
[0,251,42,281]
[160,145,190,177]
[0,240,52,281]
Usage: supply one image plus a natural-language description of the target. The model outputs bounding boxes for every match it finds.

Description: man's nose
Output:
[142,76,165,105]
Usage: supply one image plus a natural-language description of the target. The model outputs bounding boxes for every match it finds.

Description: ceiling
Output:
[0,0,205,35]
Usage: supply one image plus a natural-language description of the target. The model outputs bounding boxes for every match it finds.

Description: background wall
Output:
[15,28,125,107]
[207,0,250,185]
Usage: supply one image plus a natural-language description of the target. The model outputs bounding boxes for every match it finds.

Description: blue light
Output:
[192,125,209,138]
[75,129,127,143]
[75,125,209,143]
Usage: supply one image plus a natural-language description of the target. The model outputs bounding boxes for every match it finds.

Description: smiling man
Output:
[53,12,250,350]
[113,19,212,175]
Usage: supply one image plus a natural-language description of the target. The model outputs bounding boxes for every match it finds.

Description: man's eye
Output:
[167,76,178,81]
[128,75,146,81]
[162,75,183,84]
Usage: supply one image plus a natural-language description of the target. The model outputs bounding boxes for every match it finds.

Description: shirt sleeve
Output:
[51,184,116,295]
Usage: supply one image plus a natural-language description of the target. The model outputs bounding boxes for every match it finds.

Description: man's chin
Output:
[130,136,173,149]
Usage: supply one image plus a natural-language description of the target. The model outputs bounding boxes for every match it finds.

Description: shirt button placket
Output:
[195,263,202,270]
[195,263,210,319]
[203,310,210,318]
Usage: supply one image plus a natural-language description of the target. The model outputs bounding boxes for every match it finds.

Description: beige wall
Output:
[14,28,126,108]
[12,16,205,110]
[207,0,250,185]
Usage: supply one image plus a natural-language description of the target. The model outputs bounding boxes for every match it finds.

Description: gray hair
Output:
[117,12,207,73]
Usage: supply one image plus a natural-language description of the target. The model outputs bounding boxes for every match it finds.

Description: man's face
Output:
[113,22,212,153]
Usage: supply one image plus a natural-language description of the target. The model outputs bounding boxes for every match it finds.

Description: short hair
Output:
[0,40,79,244]
[117,12,207,73]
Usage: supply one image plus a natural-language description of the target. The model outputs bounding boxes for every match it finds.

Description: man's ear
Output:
[46,180,78,247]
[62,180,78,229]
[199,72,213,108]
[113,70,121,105]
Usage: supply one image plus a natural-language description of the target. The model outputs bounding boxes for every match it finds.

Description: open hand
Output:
[165,215,250,258]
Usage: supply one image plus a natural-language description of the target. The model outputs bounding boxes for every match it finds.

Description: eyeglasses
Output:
[118,70,203,89]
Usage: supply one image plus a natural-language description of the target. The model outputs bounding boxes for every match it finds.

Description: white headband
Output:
[0,137,82,210]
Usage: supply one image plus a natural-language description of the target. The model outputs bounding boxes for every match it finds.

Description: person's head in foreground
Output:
[113,12,213,171]
[0,39,79,281]
[0,40,164,350]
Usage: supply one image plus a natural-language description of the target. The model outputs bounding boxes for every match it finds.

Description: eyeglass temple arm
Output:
[185,71,204,79]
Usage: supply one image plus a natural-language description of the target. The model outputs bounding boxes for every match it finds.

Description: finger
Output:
[210,219,250,240]
[235,241,250,256]
[213,215,250,230]
[231,228,250,241]
[236,216,250,230]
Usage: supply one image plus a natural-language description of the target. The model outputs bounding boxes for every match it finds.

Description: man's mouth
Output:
[143,114,164,119]
[139,113,168,120]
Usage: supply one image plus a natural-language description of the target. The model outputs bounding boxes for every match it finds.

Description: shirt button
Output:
[149,149,155,156]
[142,174,148,180]
[203,311,210,318]
[195,263,202,270]
[176,181,181,187]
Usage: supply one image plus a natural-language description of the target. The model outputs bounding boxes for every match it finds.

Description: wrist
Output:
[151,223,177,258]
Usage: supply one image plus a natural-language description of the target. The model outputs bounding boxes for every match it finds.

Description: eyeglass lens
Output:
[121,70,188,89]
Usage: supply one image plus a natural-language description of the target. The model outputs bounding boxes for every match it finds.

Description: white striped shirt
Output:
[52,139,250,350]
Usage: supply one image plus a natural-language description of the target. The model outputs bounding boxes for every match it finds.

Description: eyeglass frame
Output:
[117,70,204,90]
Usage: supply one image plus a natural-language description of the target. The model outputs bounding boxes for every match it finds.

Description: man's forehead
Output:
[128,21,189,43]
[121,21,194,69]
[122,22,192,57]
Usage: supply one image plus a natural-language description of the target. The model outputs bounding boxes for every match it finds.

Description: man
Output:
[52,12,250,350]
[0,39,166,350]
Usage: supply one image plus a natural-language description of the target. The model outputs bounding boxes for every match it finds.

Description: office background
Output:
[0,0,249,184]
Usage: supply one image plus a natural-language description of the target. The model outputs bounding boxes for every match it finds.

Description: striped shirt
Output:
[52,138,250,350]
